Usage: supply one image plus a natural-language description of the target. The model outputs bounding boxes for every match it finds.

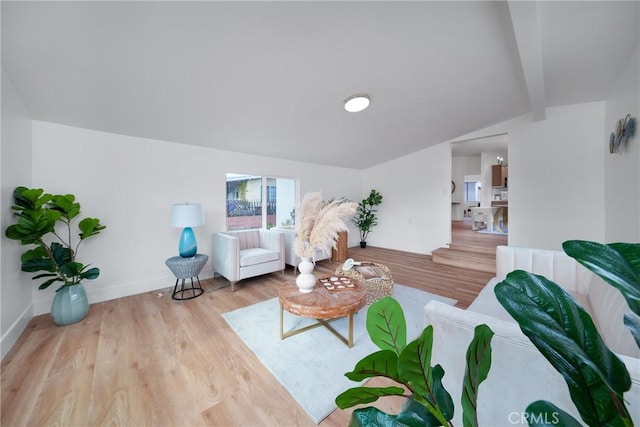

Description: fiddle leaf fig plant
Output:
[562,240,640,348]
[5,186,106,291]
[336,297,494,426]
[353,189,383,246]
[494,240,640,427]
[562,241,640,305]
[495,271,632,426]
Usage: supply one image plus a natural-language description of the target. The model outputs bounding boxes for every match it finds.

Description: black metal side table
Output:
[165,254,209,300]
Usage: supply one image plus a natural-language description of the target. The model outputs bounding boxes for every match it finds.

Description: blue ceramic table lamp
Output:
[171,203,204,257]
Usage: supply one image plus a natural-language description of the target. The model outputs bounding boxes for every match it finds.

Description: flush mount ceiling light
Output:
[343,93,370,113]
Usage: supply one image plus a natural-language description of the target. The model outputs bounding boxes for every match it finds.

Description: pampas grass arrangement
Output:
[295,192,357,260]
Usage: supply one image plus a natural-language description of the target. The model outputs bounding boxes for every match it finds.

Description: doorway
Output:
[450,133,509,248]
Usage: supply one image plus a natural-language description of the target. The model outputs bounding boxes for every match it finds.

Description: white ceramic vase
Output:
[296,257,316,293]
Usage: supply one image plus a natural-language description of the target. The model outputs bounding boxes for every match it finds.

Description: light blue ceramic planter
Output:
[51,283,89,326]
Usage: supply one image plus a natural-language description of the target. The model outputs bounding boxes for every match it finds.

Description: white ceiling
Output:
[2,1,638,169]
[451,133,508,157]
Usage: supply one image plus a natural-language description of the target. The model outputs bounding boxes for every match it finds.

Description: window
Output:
[463,174,481,203]
[464,181,481,202]
[226,174,296,230]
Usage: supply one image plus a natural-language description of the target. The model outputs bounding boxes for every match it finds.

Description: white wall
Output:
[6,95,632,356]
[30,121,362,314]
[356,99,610,254]
[446,102,607,251]
[511,103,606,249]
[362,142,451,255]
[604,45,640,243]
[1,71,34,359]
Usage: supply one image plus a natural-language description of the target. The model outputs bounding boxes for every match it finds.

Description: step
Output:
[447,243,497,255]
[432,248,496,274]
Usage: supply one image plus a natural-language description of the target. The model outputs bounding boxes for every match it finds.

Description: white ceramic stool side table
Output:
[165,254,209,300]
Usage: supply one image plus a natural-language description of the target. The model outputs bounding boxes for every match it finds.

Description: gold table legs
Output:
[280,304,356,348]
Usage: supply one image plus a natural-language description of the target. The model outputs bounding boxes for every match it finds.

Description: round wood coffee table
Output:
[279,278,367,348]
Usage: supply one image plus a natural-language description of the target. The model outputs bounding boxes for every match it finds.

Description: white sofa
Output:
[211,229,285,292]
[424,245,640,425]
[273,226,331,270]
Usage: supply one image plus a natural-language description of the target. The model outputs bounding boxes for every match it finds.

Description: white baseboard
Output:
[4,270,216,360]
[1,303,33,361]
[32,271,216,316]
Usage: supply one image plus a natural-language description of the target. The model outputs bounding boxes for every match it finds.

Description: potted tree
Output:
[353,189,383,248]
[5,186,106,325]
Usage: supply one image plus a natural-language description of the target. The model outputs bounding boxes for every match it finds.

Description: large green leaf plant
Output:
[337,240,639,426]
[336,297,494,426]
[494,241,639,427]
[5,186,106,291]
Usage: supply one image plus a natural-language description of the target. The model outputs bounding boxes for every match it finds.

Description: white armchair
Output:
[212,229,285,292]
[273,226,330,270]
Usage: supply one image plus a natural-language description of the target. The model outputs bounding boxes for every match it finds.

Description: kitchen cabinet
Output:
[492,165,508,187]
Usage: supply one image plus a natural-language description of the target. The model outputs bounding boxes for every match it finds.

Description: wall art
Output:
[609,113,636,153]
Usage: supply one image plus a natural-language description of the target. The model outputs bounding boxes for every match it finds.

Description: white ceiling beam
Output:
[508,1,546,121]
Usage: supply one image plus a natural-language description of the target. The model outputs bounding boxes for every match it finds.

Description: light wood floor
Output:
[451,218,508,250]
[1,233,500,426]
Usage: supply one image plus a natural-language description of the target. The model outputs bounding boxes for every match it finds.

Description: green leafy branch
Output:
[353,189,383,243]
[336,297,494,427]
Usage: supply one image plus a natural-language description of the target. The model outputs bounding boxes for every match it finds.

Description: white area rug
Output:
[222,284,457,424]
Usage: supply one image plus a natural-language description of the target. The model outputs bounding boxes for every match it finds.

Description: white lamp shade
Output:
[171,203,204,228]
